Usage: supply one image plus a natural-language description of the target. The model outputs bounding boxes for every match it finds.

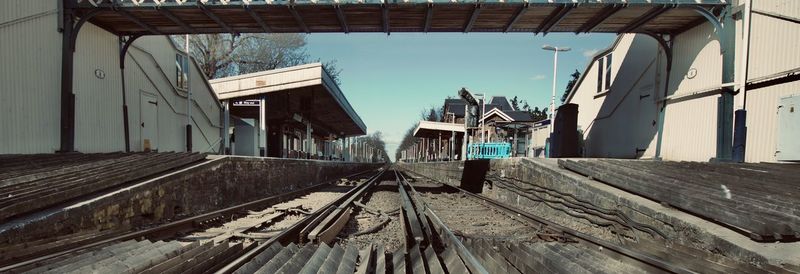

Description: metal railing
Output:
[467,142,511,160]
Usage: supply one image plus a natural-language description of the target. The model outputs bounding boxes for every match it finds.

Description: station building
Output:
[564,1,799,162]
[402,94,542,162]
[1,0,223,154]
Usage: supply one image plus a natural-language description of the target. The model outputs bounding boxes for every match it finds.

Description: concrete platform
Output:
[398,158,800,270]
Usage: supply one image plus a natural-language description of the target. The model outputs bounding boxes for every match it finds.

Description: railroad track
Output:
[400,169,792,274]
[4,166,782,274]
[0,168,383,273]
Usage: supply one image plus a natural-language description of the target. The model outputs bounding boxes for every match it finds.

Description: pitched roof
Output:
[443,98,467,117]
[505,111,535,122]
[490,96,514,111]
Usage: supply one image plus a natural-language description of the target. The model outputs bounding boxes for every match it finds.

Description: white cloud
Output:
[582,49,600,58]
[530,74,547,81]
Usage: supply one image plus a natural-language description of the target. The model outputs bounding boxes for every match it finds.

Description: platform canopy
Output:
[210,63,366,136]
[71,0,727,35]
[413,121,466,139]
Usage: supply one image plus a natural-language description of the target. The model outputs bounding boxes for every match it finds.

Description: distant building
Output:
[403,94,545,162]
[564,1,799,162]
[0,1,222,154]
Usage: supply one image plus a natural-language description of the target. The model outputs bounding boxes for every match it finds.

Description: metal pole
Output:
[60,8,76,152]
[185,34,193,152]
[550,49,558,135]
[222,100,230,154]
[480,95,486,143]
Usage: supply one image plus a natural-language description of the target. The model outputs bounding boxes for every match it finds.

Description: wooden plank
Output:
[560,159,798,239]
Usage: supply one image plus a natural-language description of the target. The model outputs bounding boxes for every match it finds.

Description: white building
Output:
[564,0,799,163]
[0,0,223,154]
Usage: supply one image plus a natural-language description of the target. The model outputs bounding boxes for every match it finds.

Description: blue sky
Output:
[306,33,616,157]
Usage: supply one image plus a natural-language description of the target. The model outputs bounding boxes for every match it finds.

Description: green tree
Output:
[561,70,581,103]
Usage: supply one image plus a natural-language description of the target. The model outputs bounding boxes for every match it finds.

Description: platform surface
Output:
[558,159,800,241]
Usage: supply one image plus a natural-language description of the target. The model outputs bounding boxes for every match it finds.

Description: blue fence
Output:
[467,143,511,160]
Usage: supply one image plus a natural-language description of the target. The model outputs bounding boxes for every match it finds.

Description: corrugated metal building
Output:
[0,0,222,154]
[564,0,799,162]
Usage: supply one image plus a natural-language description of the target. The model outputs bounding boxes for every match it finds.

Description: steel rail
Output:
[214,167,387,274]
[0,168,380,272]
[398,169,690,274]
[396,171,490,274]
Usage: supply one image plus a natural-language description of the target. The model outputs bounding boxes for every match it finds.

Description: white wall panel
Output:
[73,23,125,153]
[661,96,718,162]
[0,0,61,154]
[567,34,663,159]
[669,23,723,97]
[1,0,221,154]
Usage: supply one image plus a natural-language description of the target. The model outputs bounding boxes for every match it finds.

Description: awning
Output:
[210,63,366,136]
[413,121,466,139]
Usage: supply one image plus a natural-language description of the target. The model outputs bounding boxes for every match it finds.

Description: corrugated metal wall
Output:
[667,23,722,97]
[659,22,723,162]
[74,23,125,153]
[1,0,222,154]
[741,0,800,162]
[0,0,61,154]
[661,96,719,161]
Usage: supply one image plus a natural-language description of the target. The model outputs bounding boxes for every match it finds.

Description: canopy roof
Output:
[210,63,366,136]
[413,121,466,139]
[70,1,727,35]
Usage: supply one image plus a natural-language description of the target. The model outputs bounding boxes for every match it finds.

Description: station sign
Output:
[233,99,260,107]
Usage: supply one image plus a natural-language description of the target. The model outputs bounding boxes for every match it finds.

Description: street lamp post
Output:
[474,93,487,143]
[541,45,571,134]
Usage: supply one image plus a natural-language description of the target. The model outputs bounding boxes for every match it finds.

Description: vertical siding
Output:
[0,0,61,154]
[741,1,800,162]
[752,0,800,20]
[73,23,125,153]
[662,96,719,162]
[658,21,726,162]
[744,82,800,162]
[668,23,722,96]
[1,1,221,154]
[746,4,800,79]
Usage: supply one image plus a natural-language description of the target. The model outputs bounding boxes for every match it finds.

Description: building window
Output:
[597,53,613,93]
[597,58,604,93]
[176,54,189,90]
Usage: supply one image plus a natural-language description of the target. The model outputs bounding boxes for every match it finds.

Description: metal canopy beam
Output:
[382,3,390,34]
[424,5,433,32]
[335,5,349,33]
[289,4,311,33]
[69,1,727,35]
[198,3,237,36]
[618,5,670,33]
[576,4,624,33]
[504,4,528,33]
[537,4,574,35]
[464,4,481,33]
[119,10,163,35]
[245,7,272,33]
[158,8,195,33]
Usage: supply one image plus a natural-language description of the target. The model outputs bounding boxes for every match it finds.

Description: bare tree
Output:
[175,34,341,84]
